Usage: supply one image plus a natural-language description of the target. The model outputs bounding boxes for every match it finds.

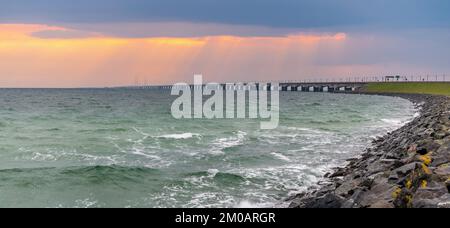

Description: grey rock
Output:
[432,146,450,166]
[303,193,344,208]
[413,199,441,208]
[412,184,448,207]
[358,183,396,207]
[335,179,362,197]
[392,162,420,177]
[388,172,399,181]
[329,168,346,178]
[437,195,450,208]
[341,189,366,208]
[434,164,450,177]
[369,200,394,208]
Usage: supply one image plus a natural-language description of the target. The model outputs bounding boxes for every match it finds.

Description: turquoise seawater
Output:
[0,89,416,208]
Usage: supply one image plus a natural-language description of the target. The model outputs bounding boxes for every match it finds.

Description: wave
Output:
[271,152,291,162]
[0,165,161,183]
[310,119,344,124]
[157,133,201,139]
[133,127,201,140]
[285,127,326,134]
[304,102,321,107]
[185,170,246,185]
[235,200,274,208]
[381,118,406,126]
[210,131,247,154]
[24,149,119,164]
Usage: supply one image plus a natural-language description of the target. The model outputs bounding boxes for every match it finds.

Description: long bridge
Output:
[122,74,450,93]
[126,82,368,93]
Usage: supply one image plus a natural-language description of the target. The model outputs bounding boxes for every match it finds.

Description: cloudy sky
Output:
[1,0,449,87]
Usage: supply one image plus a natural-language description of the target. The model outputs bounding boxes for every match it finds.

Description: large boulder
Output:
[392,162,421,177]
[302,193,345,208]
[432,145,450,167]
[412,182,448,208]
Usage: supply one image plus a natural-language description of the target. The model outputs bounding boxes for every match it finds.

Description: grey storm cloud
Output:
[1,0,450,29]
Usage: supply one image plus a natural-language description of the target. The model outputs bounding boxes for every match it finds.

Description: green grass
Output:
[365,82,450,96]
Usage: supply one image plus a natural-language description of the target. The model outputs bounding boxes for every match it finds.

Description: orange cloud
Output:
[0,24,66,39]
[289,33,347,43]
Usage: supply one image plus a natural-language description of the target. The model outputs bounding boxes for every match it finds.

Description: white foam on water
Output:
[132,127,150,138]
[270,152,291,162]
[381,118,404,126]
[286,127,327,134]
[74,198,99,208]
[157,133,201,139]
[29,152,57,162]
[235,200,272,208]
[130,147,161,160]
[380,104,418,129]
[128,145,174,168]
[210,131,247,155]
[187,192,236,208]
[20,148,119,165]
[413,111,421,118]
[207,169,220,177]
[185,174,213,189]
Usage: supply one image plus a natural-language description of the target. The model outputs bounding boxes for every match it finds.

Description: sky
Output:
[1,0,450,87]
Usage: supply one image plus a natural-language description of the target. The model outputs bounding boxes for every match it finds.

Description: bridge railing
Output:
[272,74,450,84]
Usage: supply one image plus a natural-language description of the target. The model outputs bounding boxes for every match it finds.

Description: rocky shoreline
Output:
[289,93,450,208]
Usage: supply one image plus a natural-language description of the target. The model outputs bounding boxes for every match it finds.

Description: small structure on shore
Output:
[385,75,401,82]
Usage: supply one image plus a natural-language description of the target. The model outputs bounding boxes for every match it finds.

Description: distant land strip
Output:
[365,82,450,96]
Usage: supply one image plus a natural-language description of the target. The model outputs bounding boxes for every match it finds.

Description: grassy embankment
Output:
[365,82,450,96]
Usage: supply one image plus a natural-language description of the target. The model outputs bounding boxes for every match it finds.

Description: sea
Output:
[0,89,417,208]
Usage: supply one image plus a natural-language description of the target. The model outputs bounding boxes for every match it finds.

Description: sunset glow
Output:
[0,24,350,87]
